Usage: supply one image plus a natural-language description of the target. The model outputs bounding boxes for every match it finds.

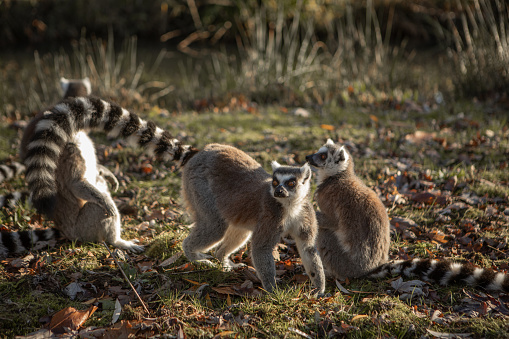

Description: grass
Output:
[1,97,508,337]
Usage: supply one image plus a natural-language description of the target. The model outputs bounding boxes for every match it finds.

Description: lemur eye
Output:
[320,153,327,160]
[272,179,279,187]
[287,180,296,187]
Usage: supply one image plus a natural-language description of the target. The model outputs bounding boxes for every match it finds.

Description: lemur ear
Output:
[334,147,346,163]
[326,138,335,146]
[300,163,312,181]
[271,161,281,171]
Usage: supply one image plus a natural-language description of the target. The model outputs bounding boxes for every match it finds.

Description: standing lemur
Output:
[306,139,509,293]
[181,144,325,294]
[0,79,192,256]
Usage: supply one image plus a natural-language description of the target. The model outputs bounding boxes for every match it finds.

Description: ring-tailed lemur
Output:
[181,144,325,294]
[306,139,509,293]
[0,162,25,184]
[0,162,27,208]
[0,77,90,209]
[0,78,193,256]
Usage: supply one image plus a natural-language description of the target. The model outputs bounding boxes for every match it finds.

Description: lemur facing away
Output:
[0,79,193,256]
[306,139,509,293]
[181,144,325,294]
[0,78,90,209]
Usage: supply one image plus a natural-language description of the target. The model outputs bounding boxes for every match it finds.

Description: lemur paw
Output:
[222,259,246,271]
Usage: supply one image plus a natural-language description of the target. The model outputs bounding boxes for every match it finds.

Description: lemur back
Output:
[307,139,509,293]
[181,144,325,294]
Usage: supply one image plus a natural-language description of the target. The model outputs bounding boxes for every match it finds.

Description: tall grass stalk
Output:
[172,1,406,108]
[448,0,509,97]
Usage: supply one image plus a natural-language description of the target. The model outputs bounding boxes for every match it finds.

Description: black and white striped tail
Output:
[0,228,62,257]
[0,191,30,209]
[369,258,509,293]
[0,162,25,184]
[24,96,196,217]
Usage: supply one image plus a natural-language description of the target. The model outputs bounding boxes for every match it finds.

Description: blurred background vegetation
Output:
[0,0,508,115]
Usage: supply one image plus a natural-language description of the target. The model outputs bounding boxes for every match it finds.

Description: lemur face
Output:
[270,162,311,199]
[305,139,350,180]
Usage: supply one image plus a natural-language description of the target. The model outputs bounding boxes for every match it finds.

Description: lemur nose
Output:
[305,155,312,162]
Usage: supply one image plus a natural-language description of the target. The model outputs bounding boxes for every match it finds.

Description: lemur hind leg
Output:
[70,202,143,252]
[317,228,360,280]
[214,226,252,270]
[182,212,229,266]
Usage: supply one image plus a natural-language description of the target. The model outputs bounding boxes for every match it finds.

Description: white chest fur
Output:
[73,132,98,185]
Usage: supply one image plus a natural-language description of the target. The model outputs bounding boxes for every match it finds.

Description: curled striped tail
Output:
[368,258,509,293]
[0,162,25,184]
[0,228,62,257]
[23,96,196,217]
[0,191,30,209]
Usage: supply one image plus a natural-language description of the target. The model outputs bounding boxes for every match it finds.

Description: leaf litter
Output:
[1,99,509,337]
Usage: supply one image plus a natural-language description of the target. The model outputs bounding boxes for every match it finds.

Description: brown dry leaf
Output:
[102,320,137,339]
[137,261,155,273]
[215,331,237,337]
[205,293,213,308]
[211,286,238,295]
[412,192,447,206]
[146,209,165,221]
[328,321,359,336]
[291,274,309,284]
[428,230,449,245]
[404,131,436,144]
[320,124,335,131]
[174,262,196,271]
[159,251,183,267]
[49,306,98,333]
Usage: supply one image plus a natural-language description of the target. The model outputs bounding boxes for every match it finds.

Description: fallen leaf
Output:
[404,131,436,144]
[49,306,98,333]
[205,293,213,308]
[320,124,334,131]
[412,192,447,206]
[216,331,237,337]
[112,299,121,324]
[288,327,312,339]
[64,282,86,300]
[426,329,472,338]
[335,280,351,294]
[159,252,184,267]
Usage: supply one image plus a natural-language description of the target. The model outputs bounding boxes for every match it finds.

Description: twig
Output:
[102,242,150,315]
[164,268,214,275]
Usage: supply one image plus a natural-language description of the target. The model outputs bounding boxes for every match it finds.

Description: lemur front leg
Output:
[69,179,117,217]
[251,227,282,293]
[290,223,326,296]
[97,164,119,192]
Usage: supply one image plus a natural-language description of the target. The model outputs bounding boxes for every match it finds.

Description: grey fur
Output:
[181,144,325,294]
[48,131,143,252]
[306,139,390,279]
